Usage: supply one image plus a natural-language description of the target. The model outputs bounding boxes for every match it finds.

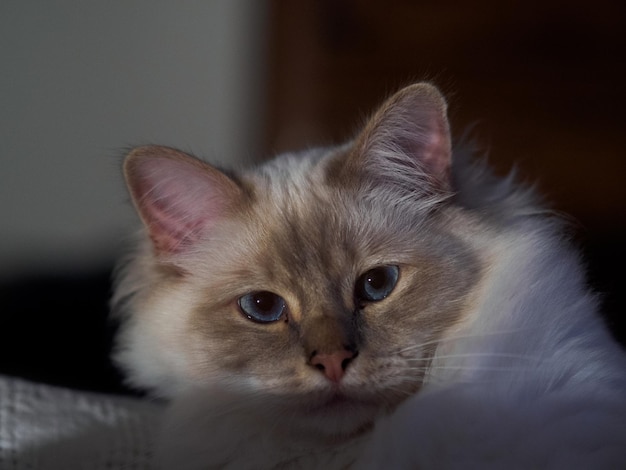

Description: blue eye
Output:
[355,265,399,302]
[238,291,286,323]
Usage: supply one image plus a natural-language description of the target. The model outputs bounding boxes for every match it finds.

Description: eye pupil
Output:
[253,292,277,313]
[356,265,399,303]
[238,291,285,323]
[366,271,385,290]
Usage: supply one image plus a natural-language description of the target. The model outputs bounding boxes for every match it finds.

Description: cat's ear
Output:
[351,82,452,191]
[123,146,242,255]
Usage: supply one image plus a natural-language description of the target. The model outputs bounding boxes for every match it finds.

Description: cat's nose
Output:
[309,349,357,383]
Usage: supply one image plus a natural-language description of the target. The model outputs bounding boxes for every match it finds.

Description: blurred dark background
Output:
[1,1,624,395]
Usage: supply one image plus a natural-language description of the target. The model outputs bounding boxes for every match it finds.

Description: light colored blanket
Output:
[0,375,161,469]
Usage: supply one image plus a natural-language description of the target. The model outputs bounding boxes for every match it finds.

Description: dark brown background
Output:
[266,0,625,226]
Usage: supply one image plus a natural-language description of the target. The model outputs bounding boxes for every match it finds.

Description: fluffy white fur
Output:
[114,84,626,469]
[356,225,626,468]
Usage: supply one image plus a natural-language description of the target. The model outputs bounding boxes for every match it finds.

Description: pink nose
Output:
[310,349,356,383]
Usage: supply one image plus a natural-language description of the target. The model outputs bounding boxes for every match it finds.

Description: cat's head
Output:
[113,83,482,435]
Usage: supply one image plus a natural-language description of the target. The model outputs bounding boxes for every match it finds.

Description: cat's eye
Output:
[355,265,399,303]
[238,291,286,323]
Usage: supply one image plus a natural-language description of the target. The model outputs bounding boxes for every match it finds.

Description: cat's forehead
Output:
[250,147,337,199]
[235,148,418,290]
[243,149,359,273]
[245,148,339,216]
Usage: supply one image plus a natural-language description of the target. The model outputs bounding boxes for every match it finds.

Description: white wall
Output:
[0,1,268,278]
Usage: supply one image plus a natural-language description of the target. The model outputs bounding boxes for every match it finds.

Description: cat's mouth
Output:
[310,390,379,415]
[296,390,382,437]
[321,392,352,408]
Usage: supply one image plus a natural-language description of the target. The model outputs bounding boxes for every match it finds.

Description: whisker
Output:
[424,365,533,372]
[395,353,541,364]
[426,352,543,362]
[393,327,540,355]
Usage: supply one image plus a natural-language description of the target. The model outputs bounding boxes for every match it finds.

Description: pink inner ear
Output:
[125,148,239,255]
[414,113,451,185]
[363,83,452,190]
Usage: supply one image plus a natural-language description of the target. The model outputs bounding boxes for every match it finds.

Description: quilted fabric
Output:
[0,375,161,469]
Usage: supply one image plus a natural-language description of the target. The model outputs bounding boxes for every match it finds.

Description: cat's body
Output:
[113,83,626,468]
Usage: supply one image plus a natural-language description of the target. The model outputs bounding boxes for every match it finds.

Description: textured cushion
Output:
[0,375,161,469]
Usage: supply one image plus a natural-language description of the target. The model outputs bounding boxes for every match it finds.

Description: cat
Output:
[112,83,626,469]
